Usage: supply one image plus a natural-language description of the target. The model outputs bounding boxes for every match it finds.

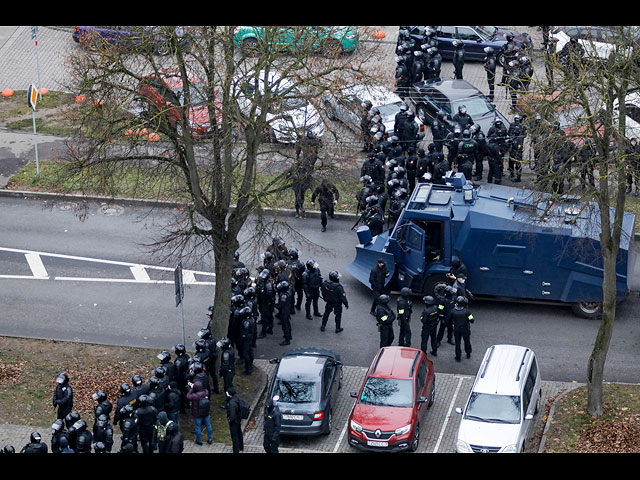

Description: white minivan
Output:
[455,344,542,453]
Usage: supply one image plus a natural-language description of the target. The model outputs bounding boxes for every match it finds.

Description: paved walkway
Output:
[0,359,581,454]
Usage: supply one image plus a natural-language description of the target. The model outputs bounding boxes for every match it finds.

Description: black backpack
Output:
[198,396,211,417]
[238,397,251,420]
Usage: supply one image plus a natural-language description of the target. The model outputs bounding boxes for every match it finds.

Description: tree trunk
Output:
[208,233,239,342]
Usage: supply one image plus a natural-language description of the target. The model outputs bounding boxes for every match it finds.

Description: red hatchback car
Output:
[137,68,221,138]
[348,346,435,452]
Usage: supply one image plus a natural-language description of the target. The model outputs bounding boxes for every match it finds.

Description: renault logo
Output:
[374,429,382,438]
[480,448,490,453]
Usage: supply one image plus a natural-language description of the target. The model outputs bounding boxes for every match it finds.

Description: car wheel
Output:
[323,409,333,435]
[409,424,420,452]
[571,301,603,319]
[496,52,506,67]
[427,380,435,409]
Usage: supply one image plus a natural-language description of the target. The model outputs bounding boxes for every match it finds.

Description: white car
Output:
[455,344,541,454]
[551,26,636,60]
[322,84,422,137]
[236,69,325,143]
[613,89,640,141]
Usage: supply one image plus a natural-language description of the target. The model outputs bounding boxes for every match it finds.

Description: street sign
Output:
[28,84,38,111]
[174,262,184,307]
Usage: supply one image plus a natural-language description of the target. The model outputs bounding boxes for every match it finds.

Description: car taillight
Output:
[313,411,324,421]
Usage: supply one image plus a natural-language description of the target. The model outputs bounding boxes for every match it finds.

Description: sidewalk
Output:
[0,359,582,453]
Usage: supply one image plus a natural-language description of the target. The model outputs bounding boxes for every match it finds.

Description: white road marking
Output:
[25,252,48,278]
[0,246,215,285]
[432,375,464,453]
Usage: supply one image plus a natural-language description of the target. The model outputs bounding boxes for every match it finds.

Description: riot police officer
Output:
[420,296,441,356]
[257,268,276,338]
[483,46,497,102]
[114,383,136,426]
[397,287,413,347]
[72,419,93,453]
[451,296,475,361]
[508,115,527,182]
[173,344,190,412]
[20,432,48,453]
[320,271,348,333]
[302,259,323,320]
[92,413,114,453]
[239,306,256,374]
[135,394,157,453]
[287,248,305,311]
[217,337,236,403]
[52,372,73,420]
[117,404,139,453]
[50,419,68,454]
[375,294,396,348]
[311,179,340,232]
[426,46,442,82]
[457,130,477,180]
[92,389,113,424]
[452,39,465,79]
[263,395,282,454]
[276,280,293,345]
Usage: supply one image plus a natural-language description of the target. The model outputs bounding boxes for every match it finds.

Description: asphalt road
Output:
[1,195,639,385]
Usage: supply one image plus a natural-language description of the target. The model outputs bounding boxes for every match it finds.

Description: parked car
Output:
[268,348,343,436]
[403,26,532,66]
[348,346,435,452]
[407,78,510,135]
[322,84,424,137]
[134,68,221,138]
[551,26,638,60]
[235,69,325,143]
[233,26,358,54]
[72,26,189,54]
[613,89,640,140]
[455,344,541,453]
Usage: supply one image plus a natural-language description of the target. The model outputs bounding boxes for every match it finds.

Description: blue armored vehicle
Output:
[346,173,638,318]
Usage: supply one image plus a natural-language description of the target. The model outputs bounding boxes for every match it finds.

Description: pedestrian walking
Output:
[263,395,282,453]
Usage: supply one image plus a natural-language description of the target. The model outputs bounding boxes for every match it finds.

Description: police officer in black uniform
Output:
[263,395,282,454]
[375,294,396,348]
[217,337,236,394]
[257,268,276,338]
[173,344,190,413]
[117,404,139,453]
[457,129,477,180]
[397,287,413,347]
[92,413,114,453]
[426,46,442,81]
[508,115,527,182]
[20,432,48,453]
[451,296,475,361]
[302,259,323,320]
[50,419,68,454]
[369,258,390,315]
[420,295,441,356]
[452,39,465,79]
[311,179,340,232]
[276,280,293,345]
[135,394,158,454]
[320,271,348,333]
[52,372,73,421]
[239,306,256,374]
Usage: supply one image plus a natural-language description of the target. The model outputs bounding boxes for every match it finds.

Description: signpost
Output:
[175,262,186,345]
[28,83,39,175]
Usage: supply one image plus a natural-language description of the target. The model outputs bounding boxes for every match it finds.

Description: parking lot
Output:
[242,359,578,454]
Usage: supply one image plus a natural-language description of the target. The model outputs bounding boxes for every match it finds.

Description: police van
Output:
[455,344,541,453]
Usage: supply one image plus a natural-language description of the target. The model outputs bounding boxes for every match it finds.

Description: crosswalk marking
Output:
[25,252,48,278]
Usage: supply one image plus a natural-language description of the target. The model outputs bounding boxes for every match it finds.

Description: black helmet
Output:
[207,305,214,317]
[119,383,131,395]
[92,390,108,403]
[154,366,166,378]
[138,394,151,406]
[56,373,69,386]
[401,287,411,297]
[289,248,299,259]
[240,306,253,318]
[423,295,435,305]
[51,419,64,432]
[94,441,107,453]
[276,280,289,292]
[149,375,161,387]
[378,294,390,304]
[243,286,256,299]
[216,337,230,350]
[259,268,271,280]
[3,445,15,453]
[30,432,42,444]
[306,259,316,270]
[451,256,461,268]
[157,351,171,363]
[65,411,80,429]
[120,404,134,418]
[234,251,240,261]
[72,419,87,432]
[456,296,468,305]
[452,39,462,48]
[231,294,245,307]
[174,344,186,355]
[131,374,143,387]
[95,414,108,428]
[195,339,207,352]
[197,328,211,340]
[329,271,341,282]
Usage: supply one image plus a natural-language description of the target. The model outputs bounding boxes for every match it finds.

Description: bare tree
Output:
[524,26,640,416]
[61,26,385,341]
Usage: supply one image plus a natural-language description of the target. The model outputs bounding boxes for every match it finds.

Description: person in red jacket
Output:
[186,381,212,446]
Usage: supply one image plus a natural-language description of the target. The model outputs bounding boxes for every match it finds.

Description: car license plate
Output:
[282,414,304,421]
[367,440,388,447]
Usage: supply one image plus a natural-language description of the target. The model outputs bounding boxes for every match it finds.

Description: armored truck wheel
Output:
[571,301,603,319]
[424,274,451,302]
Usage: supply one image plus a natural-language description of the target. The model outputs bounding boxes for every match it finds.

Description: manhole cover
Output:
[99,204,124,216]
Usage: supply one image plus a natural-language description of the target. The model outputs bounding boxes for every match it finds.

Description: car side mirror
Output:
[455,407,463,414]
[525,413,534,420]
[350,391,357,398]
[417,396,427,404]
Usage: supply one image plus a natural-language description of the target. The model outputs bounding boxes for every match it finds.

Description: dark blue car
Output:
[403,26,533,66]
[72,26,189,54]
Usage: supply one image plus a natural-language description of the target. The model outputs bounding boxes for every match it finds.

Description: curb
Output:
[537,382,582,453]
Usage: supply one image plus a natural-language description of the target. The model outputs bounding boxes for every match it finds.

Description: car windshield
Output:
[273,379,318,403]
[358,377,414,408]
[377,101,403,119]
[451,96,494,118]
[464,392,521,424]
[473,26,496,40]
